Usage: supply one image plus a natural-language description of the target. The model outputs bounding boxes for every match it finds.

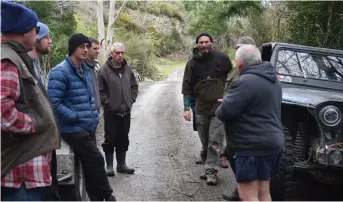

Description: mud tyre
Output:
[74,157,87,201]
[271,124,294,201]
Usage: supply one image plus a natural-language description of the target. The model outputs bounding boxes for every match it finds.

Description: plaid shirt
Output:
[1,60,52,188]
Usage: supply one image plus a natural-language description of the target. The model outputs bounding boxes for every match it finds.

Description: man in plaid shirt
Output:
[1,2,60,201]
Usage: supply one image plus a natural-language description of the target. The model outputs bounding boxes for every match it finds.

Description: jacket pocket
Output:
[195,78,224,102]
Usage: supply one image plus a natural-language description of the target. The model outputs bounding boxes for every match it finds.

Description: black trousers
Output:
[102,112,131,154]
[61,133,113,201]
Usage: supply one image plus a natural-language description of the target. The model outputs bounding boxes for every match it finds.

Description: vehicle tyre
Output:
[74,156,87,201]
[271,124,295,201]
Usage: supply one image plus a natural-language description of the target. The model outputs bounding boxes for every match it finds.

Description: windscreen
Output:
[276,49,343,82]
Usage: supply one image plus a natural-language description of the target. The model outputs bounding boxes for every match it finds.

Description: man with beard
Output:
[28,21,60,201]
[182,32,233,185]
[1,2,60,200]
[29,22,52,87]
[98,42,138,177]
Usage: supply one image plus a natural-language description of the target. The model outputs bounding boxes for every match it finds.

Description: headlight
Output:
[319,106,341,127]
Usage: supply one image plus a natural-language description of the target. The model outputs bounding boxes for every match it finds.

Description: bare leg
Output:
[238,180,259,201]
[258,180,271,201]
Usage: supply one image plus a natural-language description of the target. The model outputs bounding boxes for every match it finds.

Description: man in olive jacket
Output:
[182,32,232,185]
[98,42,139,176]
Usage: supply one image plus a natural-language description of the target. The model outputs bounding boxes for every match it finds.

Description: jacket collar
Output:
[106,57,128,69]
[66,56,89,72]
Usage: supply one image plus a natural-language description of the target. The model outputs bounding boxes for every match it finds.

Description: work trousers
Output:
[196,114,225,175]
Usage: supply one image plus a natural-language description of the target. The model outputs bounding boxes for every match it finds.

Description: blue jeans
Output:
[1,183,43,201]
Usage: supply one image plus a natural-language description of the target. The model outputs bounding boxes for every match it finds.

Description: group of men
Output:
[182,33,285,201]
[1,2,138,201]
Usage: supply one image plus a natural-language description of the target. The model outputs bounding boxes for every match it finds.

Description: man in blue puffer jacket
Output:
[47,33,116,201]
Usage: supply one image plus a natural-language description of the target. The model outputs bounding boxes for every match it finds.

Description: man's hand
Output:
[184,110,191,121]
[218,99,223,103]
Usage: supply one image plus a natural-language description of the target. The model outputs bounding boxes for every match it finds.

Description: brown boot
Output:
[206,175,217,186]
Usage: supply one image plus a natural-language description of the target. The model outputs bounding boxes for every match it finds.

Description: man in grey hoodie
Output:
[98,42,138,176]
[216,44,285,201]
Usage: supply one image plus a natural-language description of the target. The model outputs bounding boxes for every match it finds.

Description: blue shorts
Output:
[235,153,282,183]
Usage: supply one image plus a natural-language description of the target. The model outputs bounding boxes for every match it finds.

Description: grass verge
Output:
[155,60,186,79]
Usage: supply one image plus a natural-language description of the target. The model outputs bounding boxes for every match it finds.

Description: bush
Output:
[115,32,158,78]
[115,14,146,34]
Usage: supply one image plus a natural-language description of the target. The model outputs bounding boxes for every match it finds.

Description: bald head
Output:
[235,44,262,70]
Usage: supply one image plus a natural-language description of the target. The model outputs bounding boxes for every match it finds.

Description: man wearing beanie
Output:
[222,36,256,201]
[28,22,61,201]
[182,32,233,185]
[29,22,52,87]
[47,33,116,201]
[1,1,60,200]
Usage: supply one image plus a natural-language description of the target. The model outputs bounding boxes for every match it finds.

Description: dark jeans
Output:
[102,112,131,153]
[61,132,113,201]
[1,183,44,201]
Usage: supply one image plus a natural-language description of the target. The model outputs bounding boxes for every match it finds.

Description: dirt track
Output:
[94,68,343,201]
[95,68,236,201]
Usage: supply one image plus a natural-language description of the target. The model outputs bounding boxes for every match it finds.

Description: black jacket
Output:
[98,58,138,116]
[215,62,285,156]
[182,49,232,115]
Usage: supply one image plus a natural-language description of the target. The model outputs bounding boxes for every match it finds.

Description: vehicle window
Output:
[276,49,343,82]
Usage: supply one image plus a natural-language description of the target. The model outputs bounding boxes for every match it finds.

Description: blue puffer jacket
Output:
[47,56,99,134]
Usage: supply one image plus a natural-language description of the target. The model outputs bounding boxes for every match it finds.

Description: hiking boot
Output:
[105,195,116,201]
[200,173,207,180]
[220,155,229,168]
[223,187,240,201]
[116,152,135,174]
[206,175,217,186]
[105,153,115,177]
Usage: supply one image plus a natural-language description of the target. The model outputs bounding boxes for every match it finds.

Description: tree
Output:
[97,0,127,63]
[18,0,77,69]
[286,1,343,49]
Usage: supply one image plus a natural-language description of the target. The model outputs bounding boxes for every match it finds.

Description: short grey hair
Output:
[235,44,262,66]
[110,42,125,53]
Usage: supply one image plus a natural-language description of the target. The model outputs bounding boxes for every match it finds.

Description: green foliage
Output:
[187,1,263,37]
[75,12,97,38]
[125,1,141,10]
[285,1,343,49]
[141,2,184,22]
[115,14,145,34]
[114,32,158,79]
[18,0,77,68]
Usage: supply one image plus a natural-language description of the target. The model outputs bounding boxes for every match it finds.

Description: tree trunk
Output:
[105,0,116,58]
[97,0,105,63]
